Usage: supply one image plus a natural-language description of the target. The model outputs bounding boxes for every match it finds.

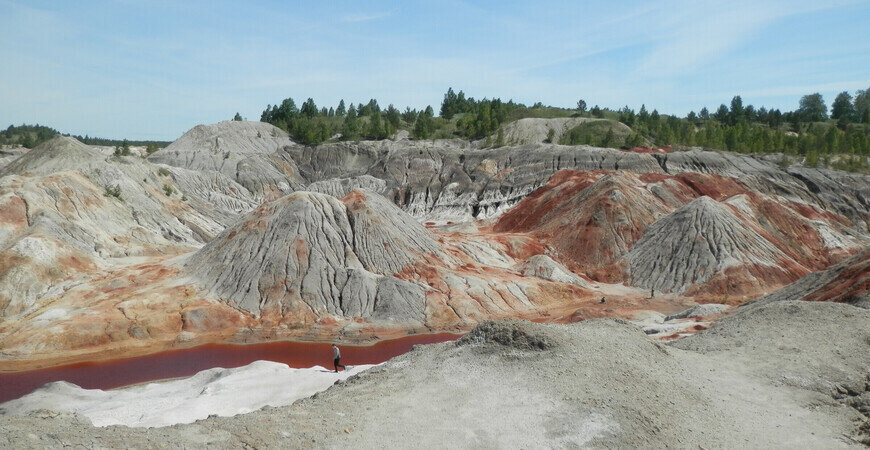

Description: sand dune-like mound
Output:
[494,168,858,299]
[0,136,102,177]
[187,190,434,321]
[0,148,28,171]
[627,196,808,296]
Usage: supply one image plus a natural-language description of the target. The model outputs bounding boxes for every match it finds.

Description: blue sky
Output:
[2,0,869,140]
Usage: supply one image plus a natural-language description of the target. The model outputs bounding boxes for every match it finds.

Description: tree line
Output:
[0,124,58,148]
[259,88,551,145]
[610,90,870,167]
[0,124,170,151]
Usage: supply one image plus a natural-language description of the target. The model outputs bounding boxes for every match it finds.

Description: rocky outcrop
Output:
[282,140,665,223]
[494,117,631,146]
[627,196,808,296]
[0,137,231,246]
[145,122,870,232]
[518,255,590,288]
[148,121,304,200]
[661,151,870,232]
[306,175,387,198]
[0,136,268,319]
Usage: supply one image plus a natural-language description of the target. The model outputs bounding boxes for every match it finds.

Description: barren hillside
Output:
[0,121,867,370]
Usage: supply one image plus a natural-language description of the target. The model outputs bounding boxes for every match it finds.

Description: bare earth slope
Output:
[1,123,868,370]
[187,190,431,323]
[627,196,808,296]
[747,246,870,308]
[1,301,868,447]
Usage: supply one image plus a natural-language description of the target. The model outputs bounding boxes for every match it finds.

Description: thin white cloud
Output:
[340,11,392,23]
[720,80,870,99]
[634,0,867,78]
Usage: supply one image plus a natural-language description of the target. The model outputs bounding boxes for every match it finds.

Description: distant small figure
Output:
[650,287,655,298]
[332,344,346,373]
[600,297,605,304]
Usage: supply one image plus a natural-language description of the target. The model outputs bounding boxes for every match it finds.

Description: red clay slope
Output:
[494,169,865,292]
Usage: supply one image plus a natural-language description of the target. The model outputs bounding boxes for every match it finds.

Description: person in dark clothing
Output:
[332,344,346,373]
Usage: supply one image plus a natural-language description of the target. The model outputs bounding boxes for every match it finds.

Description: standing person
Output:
[332,344,346,373]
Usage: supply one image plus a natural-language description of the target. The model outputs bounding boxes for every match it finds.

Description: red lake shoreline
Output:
[0,333,462,404]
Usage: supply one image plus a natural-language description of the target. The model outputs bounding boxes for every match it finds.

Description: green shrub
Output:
[104,185,122,200]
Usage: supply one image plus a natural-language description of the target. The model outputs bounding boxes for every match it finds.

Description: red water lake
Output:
[0,333,461,403]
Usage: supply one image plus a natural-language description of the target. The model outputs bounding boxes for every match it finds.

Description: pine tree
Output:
[831,91,857,127]
[366,112,385,139]
[385,104,401,129]
[599,129,615,147]
[729,96,744,125]
[412,106,435,139]
[591,105,604,118]
[855,88,870,123]
[300,98,318,118]
[402,107,417,124]
[714,104,729,123]
[618,106,636,126]
[336,100,347,117]
[340,108,360,140]
[441,87,458,119]
[279,98,299,119]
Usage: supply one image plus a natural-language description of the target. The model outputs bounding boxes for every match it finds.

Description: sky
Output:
[2,0,869,141]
